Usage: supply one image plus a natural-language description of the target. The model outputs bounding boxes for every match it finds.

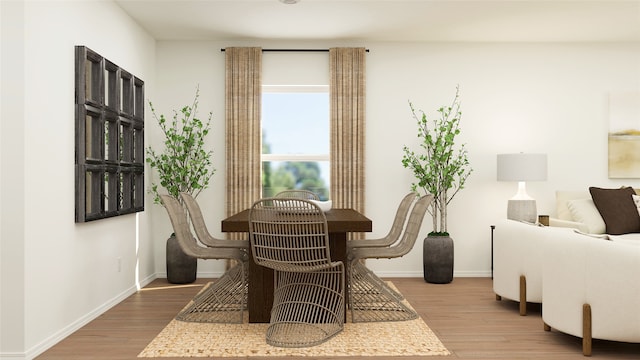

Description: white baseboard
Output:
[0,351,26,359]
[23,273,157,360]
[375,270,491,278]
[453,270,492,277]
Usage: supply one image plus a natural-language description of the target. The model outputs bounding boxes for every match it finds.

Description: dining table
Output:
[221,207,372,323]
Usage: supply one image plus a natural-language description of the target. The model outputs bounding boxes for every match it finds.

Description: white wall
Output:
[2,3,639,358]
[1,1,156,359]
[152,40,640,279]
[1,1,27,357]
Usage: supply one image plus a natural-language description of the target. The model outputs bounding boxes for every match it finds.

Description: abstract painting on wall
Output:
[608,92,640,179]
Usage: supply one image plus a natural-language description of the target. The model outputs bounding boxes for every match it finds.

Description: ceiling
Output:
[115,0,640,43]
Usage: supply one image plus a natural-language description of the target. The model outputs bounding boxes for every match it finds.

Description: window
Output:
[75,46,144,222]
[261,85,330,200]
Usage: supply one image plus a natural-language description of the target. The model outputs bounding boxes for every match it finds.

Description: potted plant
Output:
[146,86,216,284]
[401,86,472,284]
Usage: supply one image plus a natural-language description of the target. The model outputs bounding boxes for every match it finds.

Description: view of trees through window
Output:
[261,86,330,200]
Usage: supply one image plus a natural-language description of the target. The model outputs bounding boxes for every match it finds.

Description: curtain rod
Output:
[220,48,369,52]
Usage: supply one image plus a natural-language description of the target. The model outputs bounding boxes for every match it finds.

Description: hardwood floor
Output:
[36,277,639,359]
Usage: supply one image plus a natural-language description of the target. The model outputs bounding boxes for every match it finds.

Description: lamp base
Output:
[507,199,537,223]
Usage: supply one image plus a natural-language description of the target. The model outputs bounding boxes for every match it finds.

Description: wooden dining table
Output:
[221,208,372,323]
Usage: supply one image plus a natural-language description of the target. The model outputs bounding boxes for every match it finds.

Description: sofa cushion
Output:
[634,194,640,217]
[566,198,606,234]
[589,186,640,235]
[555,191,590,221]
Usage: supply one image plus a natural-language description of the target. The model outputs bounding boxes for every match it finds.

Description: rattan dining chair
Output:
[348,192,417,249]
[274,189,320,200]
[180,192,250,249]
[347,194,433,323]
[179,192,250,316]
[160,194,249,324]
[249,198,345,348]
[347,192,417,302]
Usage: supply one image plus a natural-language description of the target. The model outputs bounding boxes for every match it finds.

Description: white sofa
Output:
[493,219,547,314]
[493,188,640,356]
[542,227,640,356]
[493,219,588,314]
[493,188,599,314]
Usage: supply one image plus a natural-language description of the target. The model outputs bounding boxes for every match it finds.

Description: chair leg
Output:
[583,303,592,356]
[267,266,345,348]
[519,275,527,316]
[351,261,404,299]
[348,261,417,323]
[175,263,246,324]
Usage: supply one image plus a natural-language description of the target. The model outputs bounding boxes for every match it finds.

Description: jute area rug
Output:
[138,283,450,358]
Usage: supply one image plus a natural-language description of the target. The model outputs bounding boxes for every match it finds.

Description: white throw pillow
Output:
[566,198,606,234]
[633,194,640,217]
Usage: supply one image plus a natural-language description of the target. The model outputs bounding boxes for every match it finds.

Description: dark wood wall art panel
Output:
[75,46,144,222]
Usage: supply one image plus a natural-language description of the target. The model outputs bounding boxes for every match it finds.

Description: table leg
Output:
[329,232,348,322]
[247,257,273,323]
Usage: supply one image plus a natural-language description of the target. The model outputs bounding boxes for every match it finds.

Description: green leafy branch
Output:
[401,86,472,235]
[146,86,215,204]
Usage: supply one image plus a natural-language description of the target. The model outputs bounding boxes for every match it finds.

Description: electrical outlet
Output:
[117,257,122,272]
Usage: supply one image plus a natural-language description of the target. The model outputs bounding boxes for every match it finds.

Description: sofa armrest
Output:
[493,219,547,304]
[542,230,640,343]
[549,217,590,233]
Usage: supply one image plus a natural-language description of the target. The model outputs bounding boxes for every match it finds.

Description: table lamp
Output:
[497,153,547,223]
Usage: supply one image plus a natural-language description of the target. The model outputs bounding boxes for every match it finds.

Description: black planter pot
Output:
[166,234,197,284]
[423,235,454,284]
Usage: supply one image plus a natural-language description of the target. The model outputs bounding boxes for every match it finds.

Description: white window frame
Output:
[261,84,330,164]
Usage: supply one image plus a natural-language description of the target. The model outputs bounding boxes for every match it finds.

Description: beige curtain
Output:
[329,47,366,224]
[225,47,262,227]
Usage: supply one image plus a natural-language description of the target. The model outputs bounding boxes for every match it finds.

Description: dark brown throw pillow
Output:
[589,186,640,235]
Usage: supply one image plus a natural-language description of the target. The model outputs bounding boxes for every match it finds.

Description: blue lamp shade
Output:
[497,153,548,223]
